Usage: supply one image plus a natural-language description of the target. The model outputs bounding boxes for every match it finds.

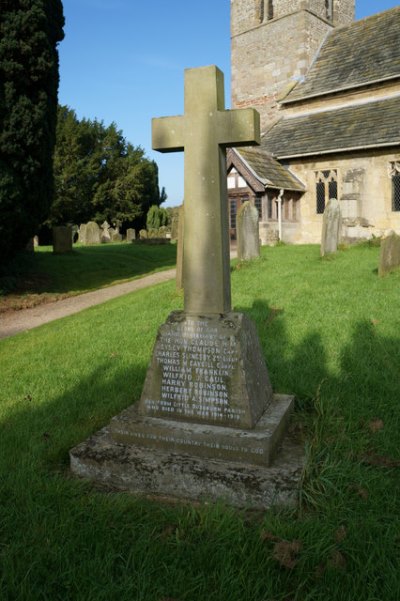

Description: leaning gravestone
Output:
[321,198,342,256]
[379,232,400,276]
[237,201,260,260]
[70,66,303,508]
[53,226,72,254]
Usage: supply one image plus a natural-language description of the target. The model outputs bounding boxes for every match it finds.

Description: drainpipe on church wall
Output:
[277,189,284,242]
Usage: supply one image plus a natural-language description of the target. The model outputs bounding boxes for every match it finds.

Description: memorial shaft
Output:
[152,65,260,314]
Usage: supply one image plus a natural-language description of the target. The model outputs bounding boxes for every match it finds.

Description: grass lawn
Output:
[0,244,399,601]
[0,242,176,311]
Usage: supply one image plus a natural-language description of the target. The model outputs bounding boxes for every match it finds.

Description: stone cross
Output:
[152,65,260,314]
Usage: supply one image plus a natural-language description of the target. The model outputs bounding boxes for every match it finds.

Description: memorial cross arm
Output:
[218,109,261,149]
[152,115,185,153]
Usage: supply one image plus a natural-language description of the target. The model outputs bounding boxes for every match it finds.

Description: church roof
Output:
[263,96,400,159]
[283,7,400,104]
[231,147,305,191]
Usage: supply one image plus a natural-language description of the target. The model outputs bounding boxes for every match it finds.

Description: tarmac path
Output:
[0,268,176,341]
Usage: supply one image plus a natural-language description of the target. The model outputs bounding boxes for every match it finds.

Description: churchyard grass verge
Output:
[0,242,176,311]
[1,244,399,601]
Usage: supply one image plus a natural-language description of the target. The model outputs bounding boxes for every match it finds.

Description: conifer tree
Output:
[0,0,64,263]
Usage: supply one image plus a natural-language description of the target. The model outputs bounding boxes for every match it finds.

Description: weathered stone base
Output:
[70,396,304,509]
[110,394,293,467]
[70,431,303,508]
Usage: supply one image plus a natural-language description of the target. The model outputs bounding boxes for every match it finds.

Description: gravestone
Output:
[70,66,303,508]
[126,228,136,242]
[101,221,111,243]
[33,235,39,247]
[78,223,87,244]
[321,198,342,256]
[85,222,101,244]
[237,201,260,260]
[53,226,72,254]
[379,232,400,276]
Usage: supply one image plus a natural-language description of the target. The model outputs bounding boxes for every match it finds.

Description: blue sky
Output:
[58,1,400,207]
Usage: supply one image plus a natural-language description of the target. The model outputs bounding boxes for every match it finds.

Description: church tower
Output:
[231,0,355,132]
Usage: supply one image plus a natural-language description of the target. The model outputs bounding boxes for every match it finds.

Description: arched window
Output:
[315,169,338,214]
[267,0,274,20]
[390,162,400,212]
[325,0,333,20]
[259,0,264,23]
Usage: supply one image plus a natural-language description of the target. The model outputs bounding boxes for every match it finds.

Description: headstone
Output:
[85,222,101,245]
[126,228,136,242]
[176,205,184,290]
[236,201,260,260]
[101,221,111,243]
[52,226,73,254]
[321,198,342,256]
[71,66,303,508]
[78,223,87,244]
[139,229,148,240]
[379,232,400,276]
[109,227,122,242]
[33,235,39,247]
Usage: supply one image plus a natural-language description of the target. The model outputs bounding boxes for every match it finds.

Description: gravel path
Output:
[0,268,176,340]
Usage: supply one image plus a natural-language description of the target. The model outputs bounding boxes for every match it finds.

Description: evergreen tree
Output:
[51,106,165,230]
[0,0,64,263]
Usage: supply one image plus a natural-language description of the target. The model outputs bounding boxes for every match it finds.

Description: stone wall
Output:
[288,150,400,243]
[231,6,333,130]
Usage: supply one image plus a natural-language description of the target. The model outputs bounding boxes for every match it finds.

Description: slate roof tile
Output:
[235,147,305,190]
[284,7,400,103]
[263,96,400,158]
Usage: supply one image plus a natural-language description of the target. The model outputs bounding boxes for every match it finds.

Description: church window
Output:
[230,199,237,229]
[316,180,326,214]
[267,196,273,219]
[325,0,333,20]
[259,0,264,23]
[393,174,400,212]
[315,170,338,214]
[255,197,262,218]
[267,0,274,21]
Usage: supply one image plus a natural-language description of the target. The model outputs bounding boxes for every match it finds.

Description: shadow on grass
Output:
[0,243,177,296]
[1,309,400,600]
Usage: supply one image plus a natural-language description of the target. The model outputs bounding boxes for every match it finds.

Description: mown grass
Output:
[0,243,176,310]
[0,244,399,601]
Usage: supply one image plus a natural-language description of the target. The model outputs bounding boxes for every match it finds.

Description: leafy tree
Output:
[146,205,170,230]
[50,106,165,230]
[0,0,64,263]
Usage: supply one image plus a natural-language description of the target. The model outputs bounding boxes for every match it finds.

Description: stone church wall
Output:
[288,151,400,244]
[232,12,332,130]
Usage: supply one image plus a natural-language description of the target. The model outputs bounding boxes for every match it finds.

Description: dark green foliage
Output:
[0,0,64,264]
[146,204,170,230]
[50,106,166,231]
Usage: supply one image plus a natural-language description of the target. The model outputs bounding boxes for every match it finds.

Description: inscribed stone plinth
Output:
[321,198,342,256]
[53,226,72,254]
[70,66,302,508]
[126,228,136,242]
[237,201,260,260]
[379,232,400,276]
